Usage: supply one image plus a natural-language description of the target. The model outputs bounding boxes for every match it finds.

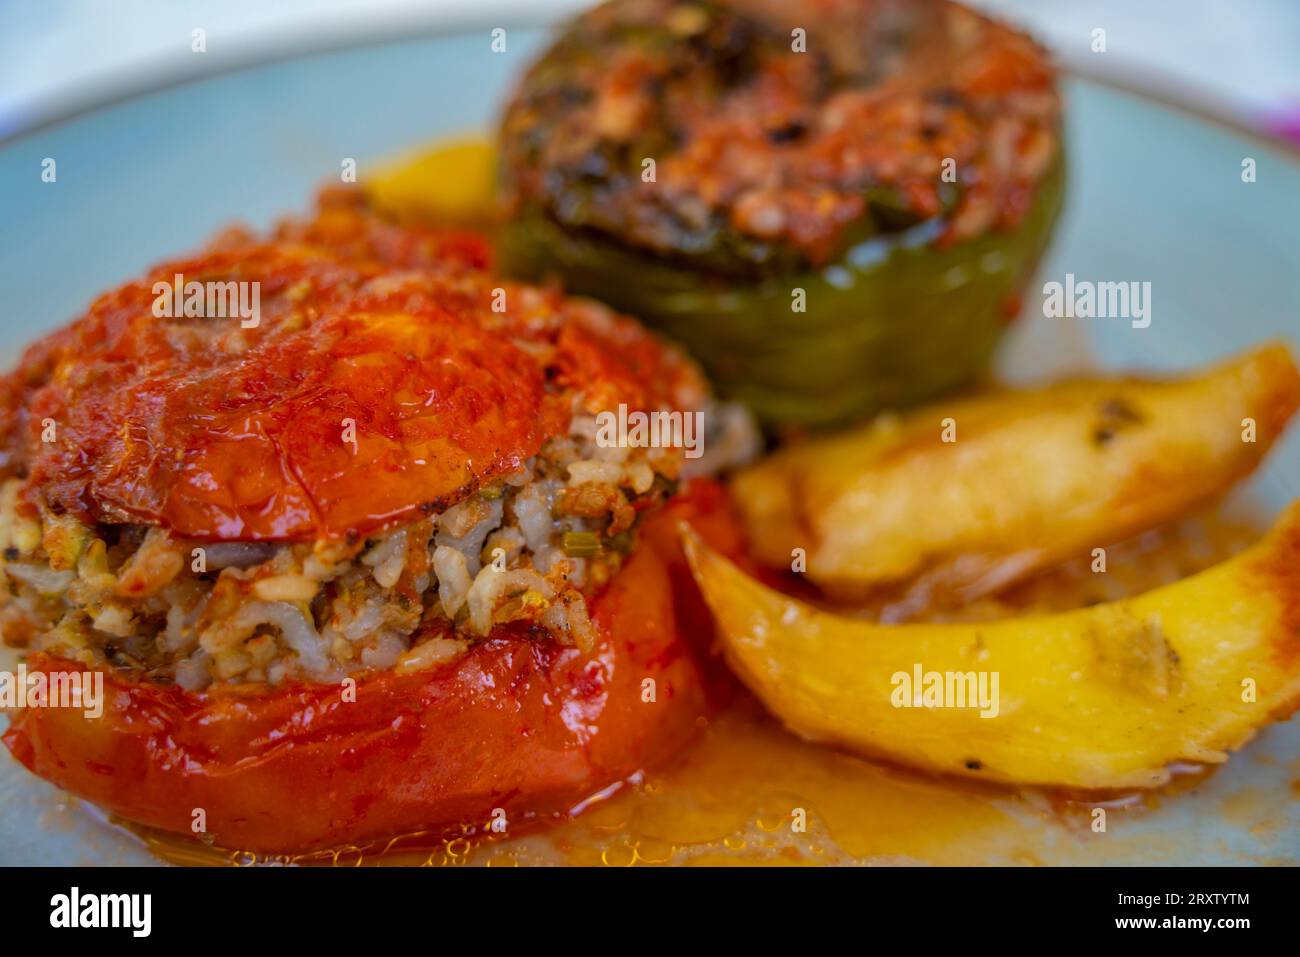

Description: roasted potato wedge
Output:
[682,503,1300,790]
[734,343,1300,606]
[365,135,498,226]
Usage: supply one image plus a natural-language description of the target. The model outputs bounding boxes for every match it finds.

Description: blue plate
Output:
[1,23,1297,866]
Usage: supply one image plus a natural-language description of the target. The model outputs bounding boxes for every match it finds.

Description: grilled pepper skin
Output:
[502,150,1063,429]
[499,0,1065,429]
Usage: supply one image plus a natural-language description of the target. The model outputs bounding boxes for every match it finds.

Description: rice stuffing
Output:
[0,407,752,689]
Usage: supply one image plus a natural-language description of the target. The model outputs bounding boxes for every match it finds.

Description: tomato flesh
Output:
[2,481,743,854]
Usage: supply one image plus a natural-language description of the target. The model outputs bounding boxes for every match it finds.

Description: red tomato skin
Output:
[2,482,742,854]
[0,190,706,544]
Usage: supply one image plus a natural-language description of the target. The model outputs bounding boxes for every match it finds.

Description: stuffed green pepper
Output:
[499,0,1065,429]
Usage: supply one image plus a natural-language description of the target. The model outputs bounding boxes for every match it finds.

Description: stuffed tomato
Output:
[0,190,752,853]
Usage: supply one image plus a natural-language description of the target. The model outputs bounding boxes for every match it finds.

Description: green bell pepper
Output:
[501,151,1065,431]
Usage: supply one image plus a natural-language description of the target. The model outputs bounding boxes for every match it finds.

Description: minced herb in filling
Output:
[0,410,751,690]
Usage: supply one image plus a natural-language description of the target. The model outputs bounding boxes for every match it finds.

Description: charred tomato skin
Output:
[2,481,745,855]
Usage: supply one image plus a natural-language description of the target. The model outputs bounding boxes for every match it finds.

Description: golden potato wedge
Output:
[682,503,1300,790]
[734,343,1300,607]
[365,135,498,226]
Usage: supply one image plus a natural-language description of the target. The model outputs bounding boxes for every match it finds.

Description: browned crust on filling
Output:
[501,0,1062,274]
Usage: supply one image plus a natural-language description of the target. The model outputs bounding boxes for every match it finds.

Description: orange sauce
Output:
[119,695,1256,867]
[121,699,1060,866]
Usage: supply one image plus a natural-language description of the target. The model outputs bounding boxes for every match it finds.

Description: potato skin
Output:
[2,482,744,854]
